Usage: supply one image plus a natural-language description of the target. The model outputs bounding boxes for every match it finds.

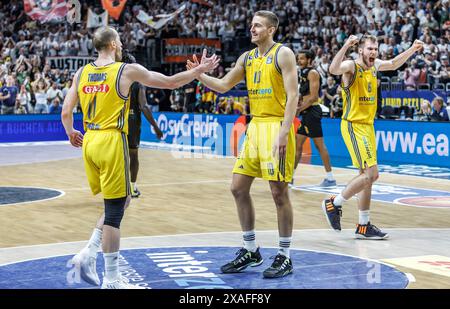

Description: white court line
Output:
[0,243,398,269]
[2,228,439,278]
[0,141,70,147]
[405,273,417,283]
[2,228,449,250]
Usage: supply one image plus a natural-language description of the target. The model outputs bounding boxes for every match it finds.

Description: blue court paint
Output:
[377,164,450,180]
[296,183,450,207]
[308,155,450,180]
[0,247,408,289]
[0,187,63,206]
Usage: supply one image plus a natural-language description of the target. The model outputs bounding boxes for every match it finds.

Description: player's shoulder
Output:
[342,59,356,74]
[122,62,145,73]
[275,45,295,63]
[343,59,355,67]
[277,45,294,55]
[307,68,320,77]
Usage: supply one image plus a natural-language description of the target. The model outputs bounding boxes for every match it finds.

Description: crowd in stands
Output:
[0,0,448,121]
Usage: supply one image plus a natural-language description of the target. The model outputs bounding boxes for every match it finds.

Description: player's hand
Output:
[272,133,288,160]
[186,55,199,70]
[154,126,163,140]
[68,129,83,148]
[412,40,424,52]
[197,49,221,74]
[345,35,359,48]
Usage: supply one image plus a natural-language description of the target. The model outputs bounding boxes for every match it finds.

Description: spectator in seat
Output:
[431,97,449,121]
[49,97,62,114]
[418,99,432,121]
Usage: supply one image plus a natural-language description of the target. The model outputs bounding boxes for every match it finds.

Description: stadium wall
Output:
[0,113,448,168]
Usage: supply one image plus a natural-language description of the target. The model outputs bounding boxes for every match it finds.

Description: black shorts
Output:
[128,116,141,149]
[297,105,323,138]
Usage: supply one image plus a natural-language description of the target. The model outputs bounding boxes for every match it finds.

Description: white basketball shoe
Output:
[72,248,100,286]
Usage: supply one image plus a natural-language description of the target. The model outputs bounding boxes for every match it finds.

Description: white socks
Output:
[243,230,257,252]
[86,228,102,257]
[103,252,119,282]
[333,194,347,206]
[278,236,292,258]
[359,210,370,225]
[326,171,334,181]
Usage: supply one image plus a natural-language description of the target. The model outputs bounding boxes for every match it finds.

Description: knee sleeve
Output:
[104,197,126,229]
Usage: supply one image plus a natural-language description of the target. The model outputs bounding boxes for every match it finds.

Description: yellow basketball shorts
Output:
[82,130,131,199]
[341,120,377,169]
[232,117,296,182]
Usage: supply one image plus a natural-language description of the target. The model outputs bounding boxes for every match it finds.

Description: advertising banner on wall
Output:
[382,90,448,110]
[162,38,221,63]
[47,56,95,72]
[0,113,447,168]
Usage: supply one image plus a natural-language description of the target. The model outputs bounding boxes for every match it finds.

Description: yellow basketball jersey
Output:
[342,62,377,124]
[77,62,129,133]
[245,43,286,118]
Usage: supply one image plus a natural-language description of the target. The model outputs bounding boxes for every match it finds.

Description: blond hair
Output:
[358,34,378,48]
[93,27,118,51]
[255,11,279,30]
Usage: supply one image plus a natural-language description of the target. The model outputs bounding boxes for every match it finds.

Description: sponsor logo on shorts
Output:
[362,136,372,159]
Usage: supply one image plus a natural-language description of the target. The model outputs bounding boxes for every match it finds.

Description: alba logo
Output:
[82,84,110,94]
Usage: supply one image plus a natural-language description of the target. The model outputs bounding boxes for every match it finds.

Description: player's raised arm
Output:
[375,40,424,71]
[125,49,219,90]
[329,35,359,76]
[186,52,247,94]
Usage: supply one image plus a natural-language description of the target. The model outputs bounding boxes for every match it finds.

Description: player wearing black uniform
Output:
[122,51,163,197]
[292,50,336,187]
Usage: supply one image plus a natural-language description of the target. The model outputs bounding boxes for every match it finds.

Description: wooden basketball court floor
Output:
[0,142,449,288]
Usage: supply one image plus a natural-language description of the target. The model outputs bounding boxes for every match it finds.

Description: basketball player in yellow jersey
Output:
[61,26,219,289]
[187,11,299,278]
[322,34,423,239]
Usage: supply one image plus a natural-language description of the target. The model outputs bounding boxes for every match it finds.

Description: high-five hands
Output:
[187,49,220,74]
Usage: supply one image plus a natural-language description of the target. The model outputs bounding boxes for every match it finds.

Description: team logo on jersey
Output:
[368,82,372,93]
[266,55,273,64]
[247,55,253,66]
[82,84,110,94]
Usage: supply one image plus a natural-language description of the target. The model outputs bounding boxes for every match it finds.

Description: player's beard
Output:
[362,54,375,68]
